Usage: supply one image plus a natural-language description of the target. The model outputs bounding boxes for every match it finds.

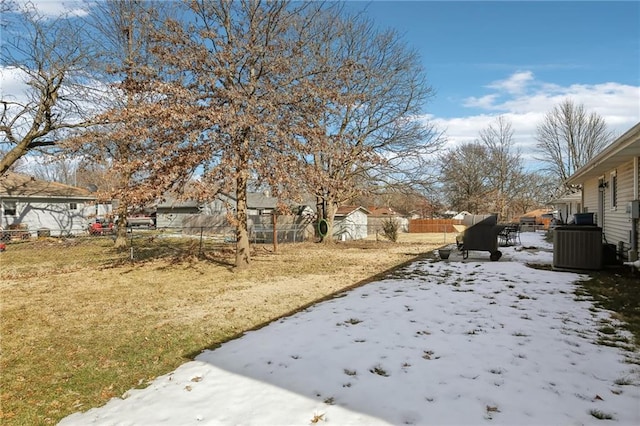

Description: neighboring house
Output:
[406,210,422,220]
[548,189,582,224]
[156,191,316,242]
[334,206,370,241]
[0,172,98,236]
[156,195,200,228]
[368,206,409,233]
[452,211,471,220]
[518,208,554,222]
[565,122,640,261]
[155,192,278,229]
[210,192,278,217]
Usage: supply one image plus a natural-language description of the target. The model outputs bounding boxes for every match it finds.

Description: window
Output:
[2,200,17,216]
[611,171,618,209]
[69,202,78,211]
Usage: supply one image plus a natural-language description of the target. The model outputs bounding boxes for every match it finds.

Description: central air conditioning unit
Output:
[553,226,603,271]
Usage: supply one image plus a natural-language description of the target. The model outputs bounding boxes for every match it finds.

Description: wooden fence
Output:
[408,219,462,233]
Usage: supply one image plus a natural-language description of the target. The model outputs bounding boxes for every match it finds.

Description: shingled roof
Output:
[0,172,94,199]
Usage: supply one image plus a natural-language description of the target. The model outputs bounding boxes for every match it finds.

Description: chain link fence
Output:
[0,224,315,264]
[0,221,456,268]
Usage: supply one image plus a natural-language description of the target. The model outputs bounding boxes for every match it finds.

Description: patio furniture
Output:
[457,214,504,261]
[498,223,520,246]
[519,216,537,232]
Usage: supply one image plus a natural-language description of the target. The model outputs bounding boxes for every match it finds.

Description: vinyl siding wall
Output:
[582,159,637,257]
[582,177,599,216]
[334,210,368,241]
[1,198,93,235]
[602,160,635,255]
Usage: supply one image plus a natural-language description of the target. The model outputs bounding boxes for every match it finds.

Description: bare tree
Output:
[479,116,525,220]
[510,171,558,216]
[439,142,491,214]
[295,14,441,241]
[0,4,91,176]
[536,99,613,185]
[29,154,78,184]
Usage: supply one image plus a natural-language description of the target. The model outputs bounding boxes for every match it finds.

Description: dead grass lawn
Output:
[0,233,453,425]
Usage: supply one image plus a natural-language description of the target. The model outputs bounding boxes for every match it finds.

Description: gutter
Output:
[565,122,640,185]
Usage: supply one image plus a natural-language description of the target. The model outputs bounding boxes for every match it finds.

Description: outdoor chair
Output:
[498,223,520,246]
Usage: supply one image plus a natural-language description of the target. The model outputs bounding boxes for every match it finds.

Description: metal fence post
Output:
[199,226,204,256]
[129,227,134,262]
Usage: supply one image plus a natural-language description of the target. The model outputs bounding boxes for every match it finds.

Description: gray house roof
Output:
[157,193,200,209]
[246,192,278,209]
[548,189,582,205]
[0,172,95,200]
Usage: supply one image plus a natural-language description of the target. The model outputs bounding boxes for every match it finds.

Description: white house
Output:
[452,211,471,220]
[0,172,98,236]
[565,122,640,261]
[548,189,582,224]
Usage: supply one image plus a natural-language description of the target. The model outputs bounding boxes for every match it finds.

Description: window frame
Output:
[2,200,17,216]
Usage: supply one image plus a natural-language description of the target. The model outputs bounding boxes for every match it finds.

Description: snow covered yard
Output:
[60,232,640,425]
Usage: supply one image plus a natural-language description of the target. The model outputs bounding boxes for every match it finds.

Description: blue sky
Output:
[345,1,640,166]
[4,0,640,171]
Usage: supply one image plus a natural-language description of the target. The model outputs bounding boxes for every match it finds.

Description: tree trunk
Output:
[235,164,251,270]
[114,202,129,249]
[323,198,338,244]
[272,212,277,253]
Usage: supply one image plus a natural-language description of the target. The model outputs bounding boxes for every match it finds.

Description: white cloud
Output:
[427,71,640,171]
[461,94,498,110]
[14,0,89,18]
[486,70,535,95]
[0,66,30,104]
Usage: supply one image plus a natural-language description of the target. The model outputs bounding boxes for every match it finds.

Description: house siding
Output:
[602,160,635,255]
[556,201,581,224]
[579,160,637,257]
[565,123,640,262]
[582,178,599,217]
[156,207,200,228]
[334,210,368,240]
[1,197,93,236]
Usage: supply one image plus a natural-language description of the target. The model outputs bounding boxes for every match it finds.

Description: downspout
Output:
[630,157,639,261]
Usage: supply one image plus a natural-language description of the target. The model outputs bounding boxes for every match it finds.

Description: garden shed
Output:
[334,206,370,241]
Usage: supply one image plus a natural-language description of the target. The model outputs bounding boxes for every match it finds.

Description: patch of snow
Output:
[60,231,640,425]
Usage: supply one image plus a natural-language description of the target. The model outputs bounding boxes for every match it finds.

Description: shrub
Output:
[381,218,400,242]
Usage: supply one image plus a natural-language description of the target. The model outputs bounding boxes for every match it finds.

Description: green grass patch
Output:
[589,409,615,420]
[576,267,640,349]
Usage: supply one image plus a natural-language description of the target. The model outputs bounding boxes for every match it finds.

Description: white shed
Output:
[334,206,370,241]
